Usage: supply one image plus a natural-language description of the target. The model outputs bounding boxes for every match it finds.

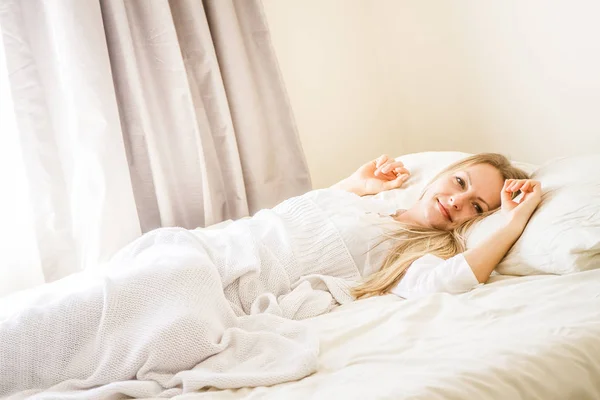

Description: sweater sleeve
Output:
[390,253,481,300]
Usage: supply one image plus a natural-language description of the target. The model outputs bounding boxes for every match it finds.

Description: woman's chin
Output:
[423,208,450,230]
[427,216,452,231]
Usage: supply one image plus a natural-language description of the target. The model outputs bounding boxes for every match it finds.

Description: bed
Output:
[2,151,600,399]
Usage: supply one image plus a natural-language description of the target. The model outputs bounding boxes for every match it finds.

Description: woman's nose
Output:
[449,195,465,210]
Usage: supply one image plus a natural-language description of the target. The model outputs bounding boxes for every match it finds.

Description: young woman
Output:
[329,153,538,299]
[1,152,540,398]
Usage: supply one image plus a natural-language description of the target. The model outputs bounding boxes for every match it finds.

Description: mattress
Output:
[177,271,600,400]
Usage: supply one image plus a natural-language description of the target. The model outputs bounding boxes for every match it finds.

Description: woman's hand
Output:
[501,179,543,229]
[332,154,410,196]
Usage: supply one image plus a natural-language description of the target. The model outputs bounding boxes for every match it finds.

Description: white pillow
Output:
[467,154,600,276]
[370,151,537,209]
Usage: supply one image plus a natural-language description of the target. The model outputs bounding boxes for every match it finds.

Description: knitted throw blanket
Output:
[0,195,361,399]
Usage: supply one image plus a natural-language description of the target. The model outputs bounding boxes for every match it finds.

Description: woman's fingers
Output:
[375,155,389,169]
[520,180,542,201]
[505,179,519,192]
[509,180,525,192]
[501,180,517,209]
[379,160,399,173]
[374,155,389,176]
[383,173,410,190]
[382,160,404,173]
[394,166,410,176]
[506,179,540,193]
[377,160,407,177]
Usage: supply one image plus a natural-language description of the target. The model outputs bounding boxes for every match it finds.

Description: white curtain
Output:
[0,0,310,297]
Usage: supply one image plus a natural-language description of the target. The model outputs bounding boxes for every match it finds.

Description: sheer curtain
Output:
[0,0,310,297]
[0,28,45,295]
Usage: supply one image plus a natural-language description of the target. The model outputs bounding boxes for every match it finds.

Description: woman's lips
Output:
[437,199,452,222]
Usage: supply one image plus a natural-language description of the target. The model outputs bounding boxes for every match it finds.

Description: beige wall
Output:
[262,0,401,189]
[263,0,600,188]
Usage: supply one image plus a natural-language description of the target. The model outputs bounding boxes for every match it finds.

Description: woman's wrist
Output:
[502,214,528,237]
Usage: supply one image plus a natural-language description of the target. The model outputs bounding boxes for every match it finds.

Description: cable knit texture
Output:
[0,193,361,399]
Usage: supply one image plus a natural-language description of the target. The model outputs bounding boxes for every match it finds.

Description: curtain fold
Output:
[0,0,310,296]
[204,0,312,212]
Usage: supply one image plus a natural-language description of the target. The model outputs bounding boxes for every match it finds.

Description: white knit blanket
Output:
[0,195,361,399]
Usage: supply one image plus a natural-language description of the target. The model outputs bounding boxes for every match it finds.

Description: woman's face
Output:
[416,163,505,230]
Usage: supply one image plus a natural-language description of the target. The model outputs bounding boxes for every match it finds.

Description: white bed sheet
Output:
[176,271,600,400]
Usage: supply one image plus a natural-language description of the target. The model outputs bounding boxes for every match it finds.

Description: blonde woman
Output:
[1,152,540,397]
[329,153,539,299]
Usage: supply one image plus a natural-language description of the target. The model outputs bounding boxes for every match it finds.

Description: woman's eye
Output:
[473,203,483,214]
[456,177,465,188]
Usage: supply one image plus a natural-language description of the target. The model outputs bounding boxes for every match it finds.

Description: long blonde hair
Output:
[351,153,529,299]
